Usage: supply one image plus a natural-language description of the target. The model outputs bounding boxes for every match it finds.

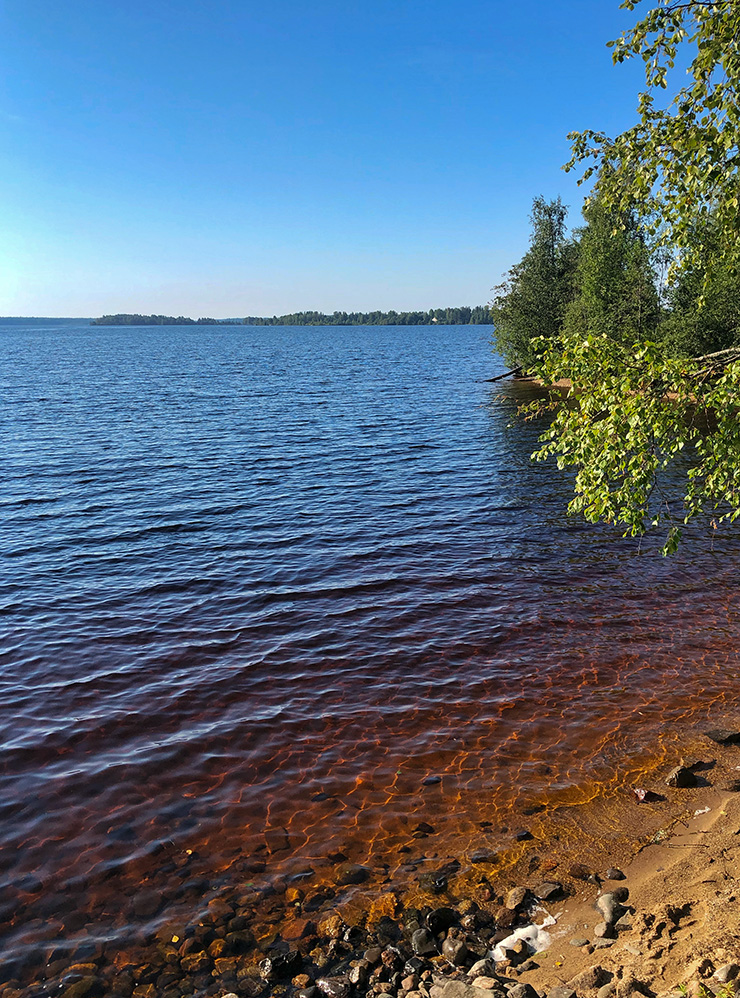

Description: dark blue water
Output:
[2,323,740,984]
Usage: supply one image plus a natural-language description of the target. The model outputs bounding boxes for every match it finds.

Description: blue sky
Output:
[0,1,649,317]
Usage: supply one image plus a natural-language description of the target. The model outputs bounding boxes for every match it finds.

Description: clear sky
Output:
[0,1,649,317]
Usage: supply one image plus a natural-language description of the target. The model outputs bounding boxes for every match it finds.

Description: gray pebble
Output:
[468,958,495,977]
[507,984,540,998]
[597,892,625,925]
[715,965,740,984]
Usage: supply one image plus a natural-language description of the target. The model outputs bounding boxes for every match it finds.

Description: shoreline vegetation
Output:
[487,0,740,554]
[90,306,492,327]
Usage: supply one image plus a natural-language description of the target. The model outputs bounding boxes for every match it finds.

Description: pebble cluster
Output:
[0,871,610,998]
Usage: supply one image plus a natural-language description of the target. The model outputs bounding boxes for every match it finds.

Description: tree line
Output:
[491,195,738,372]
[242,306,491,325]
[92,306,492,327]
[91,315,242,325]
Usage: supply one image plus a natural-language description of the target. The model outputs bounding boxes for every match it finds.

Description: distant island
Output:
[90,314,242,326]
[91,306,492,326]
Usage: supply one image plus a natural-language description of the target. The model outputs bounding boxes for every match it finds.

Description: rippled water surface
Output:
[2,322,740,981]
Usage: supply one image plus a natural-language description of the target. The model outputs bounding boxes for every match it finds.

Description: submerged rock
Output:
[704,728,740,745]
[335,863,369,886]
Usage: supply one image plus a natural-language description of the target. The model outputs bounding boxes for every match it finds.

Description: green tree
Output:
[517,1,740,552]
[659,215,740,356]
[490,197,578,369]
[563,199,660,343]
[566,0,740,277]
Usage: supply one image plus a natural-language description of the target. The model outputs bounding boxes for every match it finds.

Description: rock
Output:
[318,914,345,938]
[567,966,611,991]
[381,946,404,972]
[60,979,102,998]
[259,952,301,980]
[594,922,613,939]
[469,959,495,977]
[429,979,504,998]
[570,937,590,947]
[549,989,576,998]
[412,928,437,956]
[473,978,503,991]
[471,850,498,864]
[495,906,517,929]
[442,934,468,966]
[715,965,740,984]
[316,977,351,998]
[704,728,740,745]
[508,939,530,964]
[597,986,616,998]
[181,952,212,975]
[514,829,533,842]
[336,863,369,885]
[427,908,458,934]
[505,887,529,910]
[507,985,539,998]
[348,965,368,987]
[132,891,161,918]
[568,863,593,880]
[423,775,443,785]
[721,780,740,793]
[405,956,427,976]
[605,868,625,881]
[592,939,615,949]
[534,881,563,901]
[597,893,625,925]
[665,766,700,788]
[282,917,316,941]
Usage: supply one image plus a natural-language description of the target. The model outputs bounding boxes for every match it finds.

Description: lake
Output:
[2,322,740,986]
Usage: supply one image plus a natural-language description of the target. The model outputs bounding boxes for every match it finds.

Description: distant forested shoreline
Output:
[91,306,492,326]
[90,315,242,326]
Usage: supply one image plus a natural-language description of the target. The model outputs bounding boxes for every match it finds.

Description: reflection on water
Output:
[1,323,739,984]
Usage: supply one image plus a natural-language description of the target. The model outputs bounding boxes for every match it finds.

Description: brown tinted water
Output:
[1,323,739,987]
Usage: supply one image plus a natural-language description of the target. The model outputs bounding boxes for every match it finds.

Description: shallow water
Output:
[2,322,740,979]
